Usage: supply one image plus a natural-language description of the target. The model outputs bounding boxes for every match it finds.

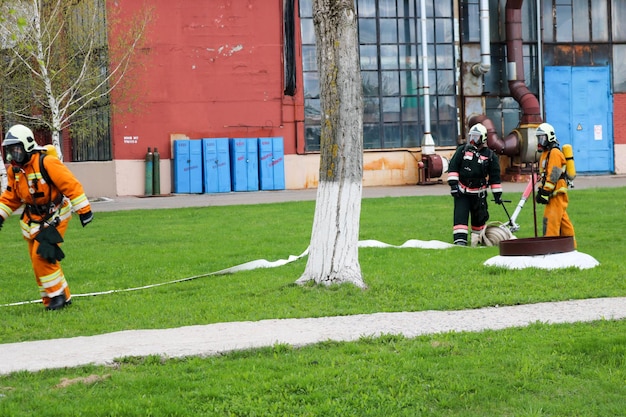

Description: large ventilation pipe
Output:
[505,0,542,125]
[468,113,520,155]
[472,0,541,157]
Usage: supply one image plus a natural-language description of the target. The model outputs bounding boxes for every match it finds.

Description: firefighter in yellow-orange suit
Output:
[534,122,576,244]
[0,124,93,310]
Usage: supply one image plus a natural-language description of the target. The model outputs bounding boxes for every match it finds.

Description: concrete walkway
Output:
[92,174,626,212]
[1,297,625,375]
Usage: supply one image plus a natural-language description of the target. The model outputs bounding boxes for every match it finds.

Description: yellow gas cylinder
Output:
[562,144,576,180]
[43,144,59,159]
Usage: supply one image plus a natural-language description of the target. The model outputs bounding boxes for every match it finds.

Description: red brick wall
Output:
[613,93,626,145]
[108,1,302,160]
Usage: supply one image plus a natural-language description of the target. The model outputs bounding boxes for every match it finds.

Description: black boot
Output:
[46,294,67,311]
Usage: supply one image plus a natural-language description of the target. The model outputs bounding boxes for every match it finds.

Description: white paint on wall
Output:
[614,143,626,174]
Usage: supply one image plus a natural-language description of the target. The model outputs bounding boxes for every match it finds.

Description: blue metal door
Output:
[544,66,614,173]
[173,140,190,193]
[258,137,285,190]
[229,139,259,192]
[245,139,259,191]
[202,138,231,193]
[189,140,203,193]
[215,138,231,192]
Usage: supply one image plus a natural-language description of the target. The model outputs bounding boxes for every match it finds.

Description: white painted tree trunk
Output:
[296,0,365,289]
[50,130,63,161]
[297,180,364,288]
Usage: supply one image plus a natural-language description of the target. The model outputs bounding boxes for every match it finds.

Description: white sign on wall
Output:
[594,125,602,141]
[124,135,139,144]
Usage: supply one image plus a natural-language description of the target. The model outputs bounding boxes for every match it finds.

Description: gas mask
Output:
[536,134,548,153]
[468,132,482,148]
[5,143,27,165]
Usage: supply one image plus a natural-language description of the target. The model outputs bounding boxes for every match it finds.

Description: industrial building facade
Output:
[12,0,625,197]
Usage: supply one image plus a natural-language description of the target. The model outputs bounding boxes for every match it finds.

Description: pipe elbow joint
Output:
[471,63,491,76]
[501,131,521,156]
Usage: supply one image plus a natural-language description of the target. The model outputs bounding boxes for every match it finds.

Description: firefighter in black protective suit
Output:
[447,123,503,246]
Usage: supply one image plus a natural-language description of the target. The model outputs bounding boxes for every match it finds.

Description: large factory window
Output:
[299,0,458,152]
[543,0,610,43]
[542,0,626,92]
[612,0,626,41]
[613,45,626,92]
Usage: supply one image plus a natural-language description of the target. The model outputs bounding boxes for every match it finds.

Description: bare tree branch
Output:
[0,0,151,161]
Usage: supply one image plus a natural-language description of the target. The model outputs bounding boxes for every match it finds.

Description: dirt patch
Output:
[55,374,111,388]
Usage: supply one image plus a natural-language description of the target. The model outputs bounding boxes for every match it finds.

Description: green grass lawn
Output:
[0,186,624,416]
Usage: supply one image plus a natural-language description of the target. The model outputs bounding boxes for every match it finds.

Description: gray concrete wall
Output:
[65,161,117,198]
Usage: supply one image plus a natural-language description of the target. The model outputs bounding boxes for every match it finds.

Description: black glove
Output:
[0,216,3,231]
[493,192,503,205]
[79,211,94,227]
[536,189,550,205]
[35,225,65,264]
[449,181,460,199]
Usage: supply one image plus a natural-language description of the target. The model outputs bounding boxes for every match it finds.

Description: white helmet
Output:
[535,122,558,151]
[468,123,487,147]
[2,124,41,165]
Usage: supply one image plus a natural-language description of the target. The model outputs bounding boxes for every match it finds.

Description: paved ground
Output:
[1,174,625,376]
[91,174,626,212]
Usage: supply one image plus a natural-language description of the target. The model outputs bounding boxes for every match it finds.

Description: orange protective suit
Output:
[537,147,576,242]
[0,152,91,307]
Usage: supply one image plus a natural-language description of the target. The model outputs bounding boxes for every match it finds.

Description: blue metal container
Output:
[173,139,203,193]
[229,138,259,192]
[202,138,231,193]
[258,137,285,190]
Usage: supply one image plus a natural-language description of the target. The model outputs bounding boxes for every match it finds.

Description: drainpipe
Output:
[472,0,540,156]
[505,0,542,125]
[419,0,435,155]
[471,0,491,76]
[536,0,544,117]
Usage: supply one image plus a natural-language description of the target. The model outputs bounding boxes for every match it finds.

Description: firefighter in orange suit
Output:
[535,123,576,244]
[0,125,93,310]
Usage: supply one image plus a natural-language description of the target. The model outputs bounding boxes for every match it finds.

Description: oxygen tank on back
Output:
[562,144,576,181]
[43,144,59,159]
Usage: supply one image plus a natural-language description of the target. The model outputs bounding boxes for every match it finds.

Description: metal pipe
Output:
[419,0,435,154]
[468,114,520,156]
[469,0,542,157]
[505,0,542,124]
[536,0,544,117]
[471,0,492,75]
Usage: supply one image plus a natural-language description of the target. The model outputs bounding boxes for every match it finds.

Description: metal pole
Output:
[531,162,539,237]
[419,0,435,154]
[472,0,492,75]
[537,0,544,118]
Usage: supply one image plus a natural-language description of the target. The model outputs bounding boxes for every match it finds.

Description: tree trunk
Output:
[296,0,365,289]
[51,130,63,161]
[33,1,64,161]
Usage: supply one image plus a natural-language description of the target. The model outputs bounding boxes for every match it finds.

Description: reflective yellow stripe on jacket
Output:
[20,198,72,238]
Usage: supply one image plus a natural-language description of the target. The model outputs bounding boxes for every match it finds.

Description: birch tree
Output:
[296,0,365,289]
[0,0,150,161]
